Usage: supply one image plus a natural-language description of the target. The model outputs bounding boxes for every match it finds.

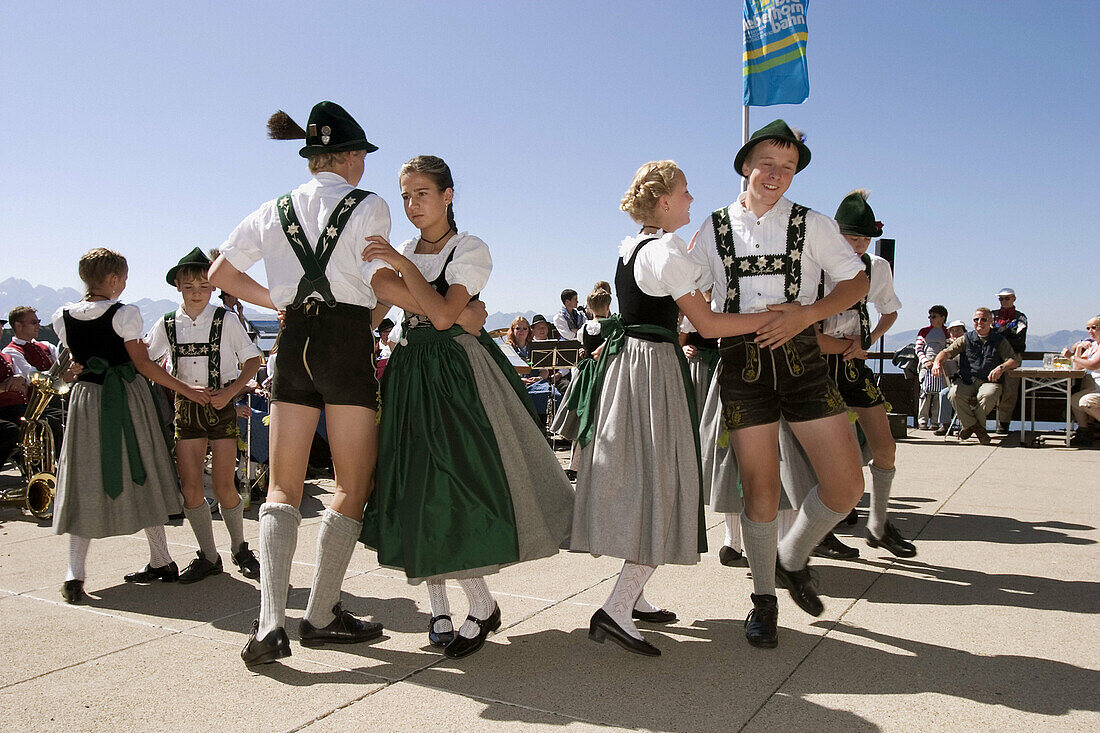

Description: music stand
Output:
[528,339,582,442]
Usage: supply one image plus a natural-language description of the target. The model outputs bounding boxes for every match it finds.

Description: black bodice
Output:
[614,237,679,332]
[64,303,132,384]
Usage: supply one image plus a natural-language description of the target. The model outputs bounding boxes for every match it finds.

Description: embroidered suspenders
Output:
[277,190,372,307]
[164,307,227,389]
[710,203,808,315]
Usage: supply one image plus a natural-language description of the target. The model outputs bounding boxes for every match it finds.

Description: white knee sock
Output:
[220,496,246,554]
[257,502,301,638]
[303,508,362,628]
[144,525,173,568]
[184,502,218,559]
[867,464,896,539]
[427,579,453,634]
[779,487,847,572]
[777,507,797,541]
[633,590,661,613]
[741,514,778,596]
[723,513,743,551]
[601,561,655,640]
[67,535,91,581]
[456,577,496,638]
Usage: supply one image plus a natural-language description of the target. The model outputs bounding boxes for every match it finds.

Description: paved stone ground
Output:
[0,431,1097,732]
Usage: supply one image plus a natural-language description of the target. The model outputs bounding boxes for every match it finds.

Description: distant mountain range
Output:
[0,278,1087,352]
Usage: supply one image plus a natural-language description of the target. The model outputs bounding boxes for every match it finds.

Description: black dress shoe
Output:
[241,620,291,666]
[974,425,992,445]
[300,602,384,647]
[587,608,660,657]
[631,607,678,624]
[232,542,261,579]
[774,555,824,617]
[62,579,85,604]
[866,521,917,558]
[444,604,502,659]
[744,593,778,648]
[812,532,860,560]
[124,561,179,583]
[719,545,749,567]
[428,614,455,648]
[179,551,223,584]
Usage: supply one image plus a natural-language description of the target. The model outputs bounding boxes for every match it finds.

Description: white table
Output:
[1015,368,1085,447]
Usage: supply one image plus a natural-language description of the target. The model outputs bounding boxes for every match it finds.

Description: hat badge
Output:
[321,125,331,145]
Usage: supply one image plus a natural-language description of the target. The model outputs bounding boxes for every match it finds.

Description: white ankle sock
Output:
[303,508,361,628]
[741,514,778,596]
[257,502,301,638]
[427,579,453,633]
[144,525,173,568]
[779,487,847,571]
[723,512,743,551]
[221,496,246,553]
[67,535,91,581]
[867,464,896,538]
[456,577,495,638]
[601,561,655,640]
[184,502,218,559]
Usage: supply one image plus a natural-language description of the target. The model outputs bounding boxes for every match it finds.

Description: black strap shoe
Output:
[775,555,824,617]
[631,607,678,624]
[62,579,85,604]
[241,620,291,666]
[587,608,660,657]
[300,602,384,647]
[179,551,223,584]
[719,545,749,567]
[232,542,261,579]
[428,615,455,648]
[124,561,179,584]
[866,521,917,558]
[444,604,502,659]
[811,531,860,560]
[744,593,778,648]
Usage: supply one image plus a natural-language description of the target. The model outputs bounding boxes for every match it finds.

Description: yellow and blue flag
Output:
[743,0,809,106]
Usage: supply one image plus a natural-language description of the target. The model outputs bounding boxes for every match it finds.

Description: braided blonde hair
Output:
[77,248,128,296]
[620,160,682,224]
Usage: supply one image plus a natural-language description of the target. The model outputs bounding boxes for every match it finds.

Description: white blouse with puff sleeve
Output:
[618,232,709,301]
[52,300,144,347]
[398,232,493,296]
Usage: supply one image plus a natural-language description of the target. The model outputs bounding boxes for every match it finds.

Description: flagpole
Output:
[740,106,749,194]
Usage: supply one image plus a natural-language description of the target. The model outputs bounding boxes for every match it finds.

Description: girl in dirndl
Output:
[564,161,776,656]
[361,155,574,659]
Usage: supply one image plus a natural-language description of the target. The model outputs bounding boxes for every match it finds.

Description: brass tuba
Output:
[0,348,70,519]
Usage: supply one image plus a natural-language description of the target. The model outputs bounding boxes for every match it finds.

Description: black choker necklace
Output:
[421,227,455,245]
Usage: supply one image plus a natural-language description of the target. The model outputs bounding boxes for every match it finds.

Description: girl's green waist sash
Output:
[84,357,147,499]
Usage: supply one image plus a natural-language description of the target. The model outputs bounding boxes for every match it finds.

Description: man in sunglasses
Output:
[932,307,1019,444]
[991,288,1027,434]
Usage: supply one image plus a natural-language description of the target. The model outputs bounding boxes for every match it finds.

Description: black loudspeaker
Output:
[876,238,895,270]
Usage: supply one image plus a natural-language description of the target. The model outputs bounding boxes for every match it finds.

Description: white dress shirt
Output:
[3,338,60,377]
[688,195,863,314]
[220,172,393,309]
[553,307,587,340]
[145,302,263,387]
[821,253,902,339]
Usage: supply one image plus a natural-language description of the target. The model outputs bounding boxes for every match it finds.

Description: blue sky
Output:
[3,2,1097,337]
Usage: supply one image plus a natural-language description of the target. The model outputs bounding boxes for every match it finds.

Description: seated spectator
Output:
[1065,316,1100,446]
[530,313,553,341]
[933,307,1019,444]
[934,320,967,435]
[505,316,532,361]
[553,289,587,340]
[0,352,29,469]
[521,315,562,423]
[992,287,1027,433]
[916,305,949,429]
[2,306,67,451]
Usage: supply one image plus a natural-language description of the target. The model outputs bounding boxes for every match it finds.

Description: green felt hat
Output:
[298,101,377,158]
[734,119,811,176]
[166,247,211,285]
[834,189,883,238]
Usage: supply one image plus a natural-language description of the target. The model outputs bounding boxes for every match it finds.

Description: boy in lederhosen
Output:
[146,248,263,583]
[811,191,915,560]
[209,101,393,665]
[688,120,869,648]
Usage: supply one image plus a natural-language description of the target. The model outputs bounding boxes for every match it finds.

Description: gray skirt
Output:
[687,352,716,417]
[53,378,182,539]
[570,338,700,566]
[415,334,575,583]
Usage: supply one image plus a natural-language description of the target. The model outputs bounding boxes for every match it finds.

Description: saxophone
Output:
[1,348,70,519]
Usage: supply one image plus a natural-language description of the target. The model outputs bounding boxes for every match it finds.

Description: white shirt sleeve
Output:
[552,311,575,339]
[355,196,396,285]
[634,233,709,300]
[2,346,32,378]
[144,316,170,362]
[445,235,493,296]
[220,205,267,274]
[868,256,902,314]
[51,307,67,347]
[806,214,863,283]
[114,304,145,342]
